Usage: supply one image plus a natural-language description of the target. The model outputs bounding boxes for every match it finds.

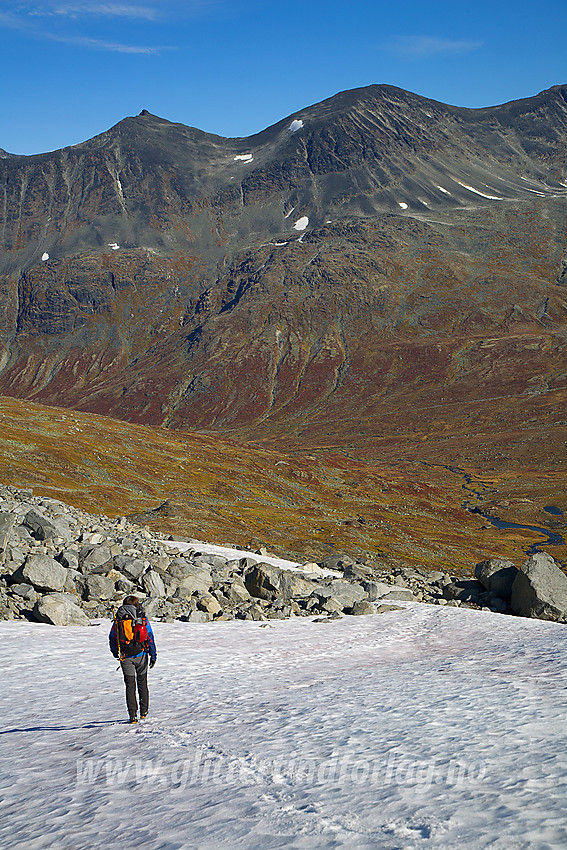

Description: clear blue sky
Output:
[1,0,566,155]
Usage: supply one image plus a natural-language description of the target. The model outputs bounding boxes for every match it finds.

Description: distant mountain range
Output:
[0,82,566,455]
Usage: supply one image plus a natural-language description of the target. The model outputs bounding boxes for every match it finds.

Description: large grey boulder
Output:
[475,558,518,601]
[142,570,165,598]
[34,593,90,626]
[86,573,115,600]
[510,553,567,622]
[174,566,212,598]
[280,571,320,600]
[326,579,366,609]
[113,555,146,581]
[319,553,355,571]
[64,569,85,595]
[58,549,79,571]
[17,554,68,592]
[23,508,71,541]
[319,597,342,614]
[245,563,319,601]
[79,544,113,574]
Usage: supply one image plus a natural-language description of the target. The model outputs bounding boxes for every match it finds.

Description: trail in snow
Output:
[1,604,567,849]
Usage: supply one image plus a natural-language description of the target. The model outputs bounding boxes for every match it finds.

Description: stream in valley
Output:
[421,462,565,556]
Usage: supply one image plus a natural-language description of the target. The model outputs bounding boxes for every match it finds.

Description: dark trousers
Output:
[120,654,149,718]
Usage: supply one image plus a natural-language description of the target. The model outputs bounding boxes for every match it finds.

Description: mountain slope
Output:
[0,84,566,561]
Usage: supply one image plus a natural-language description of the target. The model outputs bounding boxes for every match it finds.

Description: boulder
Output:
[79,544,113,574]
[280,571,320,599]
[321,597,343,614]
[475,558,518,601]
[5,545,26,573]
[246,603,268,621]
[192,554,228,571]
[113,556,146,581]
[510,553,567,622]
[23,508,71,541]
[57,549,79,571]
[115,576,136,594]
[244,563,319,601]
[349,600,375,615]
[326,579,366,609]
[243,563,283,599]
[33,593,90,626]
[64,569,84,595]
[381,589,416,602]
[343,563,374,581]
[442,580,483,603]
[142,570,165,598]
[227,579,251,605]
[82,532,105,545]
[197,594,222,615]
[319,553,355,571]
[86,573,115,600]
[0,512,16,563]
[298,562,326,576]
[313,612,343,623]
[488,596,509,614]
[375,604,404,614]
[9,583,38,601]
[17,554,68,592]
[174,568,212,598]
[186,610,211,623]
[363,580,395,601]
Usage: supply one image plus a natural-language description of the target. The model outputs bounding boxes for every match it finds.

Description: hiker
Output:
[109,595,157,724]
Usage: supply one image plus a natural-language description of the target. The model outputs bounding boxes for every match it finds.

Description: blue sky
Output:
[1,0,566,155]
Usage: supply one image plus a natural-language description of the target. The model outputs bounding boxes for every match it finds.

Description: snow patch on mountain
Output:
[293,216,309,231]
[41,252,49,261]
[289,119,304,132]
[234,154,253,163]
[455,181,503,200]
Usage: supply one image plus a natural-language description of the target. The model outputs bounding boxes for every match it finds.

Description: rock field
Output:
[1,483,566,626]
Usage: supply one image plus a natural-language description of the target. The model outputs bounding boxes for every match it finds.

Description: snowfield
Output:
[1,603,566,849]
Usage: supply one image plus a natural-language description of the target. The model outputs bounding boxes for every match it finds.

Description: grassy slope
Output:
[0,394,553,572]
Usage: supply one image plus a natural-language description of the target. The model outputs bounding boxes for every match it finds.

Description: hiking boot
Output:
[129,715,138,724]
[140,712,148,719]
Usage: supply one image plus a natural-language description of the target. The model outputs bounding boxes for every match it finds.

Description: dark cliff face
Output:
[0,84,566,443]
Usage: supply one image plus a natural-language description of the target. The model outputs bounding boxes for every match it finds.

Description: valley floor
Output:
[1,603,566,849]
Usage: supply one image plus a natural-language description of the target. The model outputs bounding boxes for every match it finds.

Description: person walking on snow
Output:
[109,595,157,724]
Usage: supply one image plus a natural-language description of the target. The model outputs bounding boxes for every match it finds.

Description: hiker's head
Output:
[123,595,142,610]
